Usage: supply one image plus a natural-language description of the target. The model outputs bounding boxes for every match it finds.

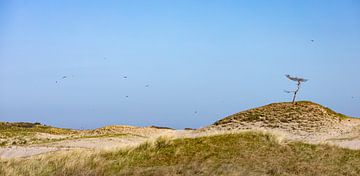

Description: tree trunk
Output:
[292,81,301,104]
[292,91,297,104]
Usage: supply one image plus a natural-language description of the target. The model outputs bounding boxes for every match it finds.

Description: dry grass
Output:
[1,131,360,176]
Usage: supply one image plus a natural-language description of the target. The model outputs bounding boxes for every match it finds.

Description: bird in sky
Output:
[310,39,314,42]
[123,76,127,79]
[62,76,67,79]
[145,84,150,87]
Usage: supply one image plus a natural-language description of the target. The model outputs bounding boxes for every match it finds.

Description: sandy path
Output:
[43,136,147,149]
[0,146,66,159]
[0,137,146,159]
[0,130,190,159]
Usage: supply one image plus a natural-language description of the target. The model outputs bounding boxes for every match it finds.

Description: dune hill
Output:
[202,101,360,138]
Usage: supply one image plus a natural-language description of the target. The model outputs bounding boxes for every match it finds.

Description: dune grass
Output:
[1,132,360,176]
[0,122,77,146]
[0,122,75,138]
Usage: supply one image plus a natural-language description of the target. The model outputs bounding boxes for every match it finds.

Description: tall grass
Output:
[1,132,360,176]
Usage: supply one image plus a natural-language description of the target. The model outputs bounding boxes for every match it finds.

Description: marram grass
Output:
[1,132,360,176]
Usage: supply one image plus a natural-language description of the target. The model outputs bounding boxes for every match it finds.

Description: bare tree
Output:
[285,74,308,104]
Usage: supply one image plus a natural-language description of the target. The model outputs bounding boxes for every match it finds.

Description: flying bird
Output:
[123,76,127,79]
[310,40,314,42]
[62,76,67,79]
[145,84,150,87]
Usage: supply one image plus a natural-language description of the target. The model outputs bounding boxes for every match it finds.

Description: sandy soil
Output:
[0,146,67,159]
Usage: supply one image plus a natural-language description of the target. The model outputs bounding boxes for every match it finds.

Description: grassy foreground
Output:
[1,132,360,176]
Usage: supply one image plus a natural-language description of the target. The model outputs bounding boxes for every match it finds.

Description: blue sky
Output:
[0,0,359,129]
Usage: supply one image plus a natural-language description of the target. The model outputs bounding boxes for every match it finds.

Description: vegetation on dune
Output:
[0,122,76,146]
[0,122,75,137]
[0,122,171,146]
[0,122,134,146]
[1,132,360,176]
[211,101,355,133]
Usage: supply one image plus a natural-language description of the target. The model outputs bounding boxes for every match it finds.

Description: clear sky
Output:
[0,0,359,129]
